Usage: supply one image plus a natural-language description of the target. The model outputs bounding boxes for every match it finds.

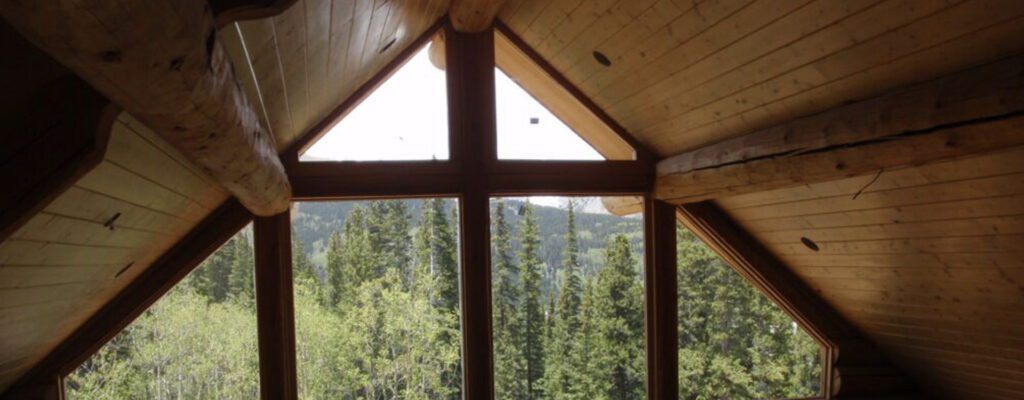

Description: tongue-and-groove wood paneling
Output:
[0,114,229,392]
[716,146,1024,399]
[498,0,1024,157]
[220,0,450,151]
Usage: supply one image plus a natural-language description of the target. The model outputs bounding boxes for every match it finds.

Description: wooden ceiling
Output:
[499,0,1024,156]
[0,113,229,391]
[4,0,1024,398]
[220,0,450,151]
[717,146,1024,399]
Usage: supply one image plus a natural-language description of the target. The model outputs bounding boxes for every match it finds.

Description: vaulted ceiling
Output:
[3,0,1024,398]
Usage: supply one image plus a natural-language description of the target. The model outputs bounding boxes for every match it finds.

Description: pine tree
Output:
[227,231,254,302]
[518,202,546,399]
[493,199,527,399]
[543,199,585,398]
[293,238,317,286]
[325,231,345,307]
[592,234,645,399]
[192,236,236,302]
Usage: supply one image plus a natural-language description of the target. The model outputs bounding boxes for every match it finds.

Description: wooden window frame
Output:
[32,16,820,400]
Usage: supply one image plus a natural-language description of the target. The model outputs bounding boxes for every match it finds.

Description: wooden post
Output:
[254,211,298,400]
[447,21,496,399]
[644,198,678,400]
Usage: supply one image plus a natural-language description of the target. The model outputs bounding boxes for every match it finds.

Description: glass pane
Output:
[66,226,259,399]
[490,197,646,399]
[292,199,463,398]
[677,225,822,399]
[495,69,604,160]
[300,45,449,161]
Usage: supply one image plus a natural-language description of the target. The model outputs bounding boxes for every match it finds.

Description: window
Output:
[494,31,635,161]
[300,45,449,162]
[291,199,463,398]
[676,225,822,399]
[66,226,259,399]
[490,197,646,398]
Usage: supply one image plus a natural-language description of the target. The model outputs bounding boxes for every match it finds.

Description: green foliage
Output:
[676,228,821,399]
[68,199,821,400]
[518,203,546,399]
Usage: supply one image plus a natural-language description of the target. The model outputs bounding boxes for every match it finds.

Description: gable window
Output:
[65,226,259,399]
[299,46,449,162]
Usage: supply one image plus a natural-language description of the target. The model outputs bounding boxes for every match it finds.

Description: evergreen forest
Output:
[67,198,819,399]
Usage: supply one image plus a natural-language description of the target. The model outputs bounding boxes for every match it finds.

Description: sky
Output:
[301,46,603,162]
[300,46,609,209]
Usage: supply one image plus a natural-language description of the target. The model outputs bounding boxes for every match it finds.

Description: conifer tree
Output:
[518,202,546,399]
[592,234,645,399]
[493,199,527,399]
[227,231,254,301]
[325,231,345,307]
[543,199,585,397]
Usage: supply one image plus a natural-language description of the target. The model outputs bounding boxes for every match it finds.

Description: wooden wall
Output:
[219,0,450,151]
[716,146,1024,399]
[498,0,1024,156]
[0,114,228,393]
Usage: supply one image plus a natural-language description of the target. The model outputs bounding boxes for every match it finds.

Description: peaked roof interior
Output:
[3,0,1024,398]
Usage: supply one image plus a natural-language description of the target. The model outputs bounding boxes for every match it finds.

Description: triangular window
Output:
[300,45,448,162]
[676,225,822,398]
[66,226,260,398]
[494,31,635,161]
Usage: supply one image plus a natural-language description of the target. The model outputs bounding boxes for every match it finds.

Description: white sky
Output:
[301,46,604,162]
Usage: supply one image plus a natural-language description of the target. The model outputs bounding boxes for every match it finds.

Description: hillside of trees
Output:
[67,198,819,399]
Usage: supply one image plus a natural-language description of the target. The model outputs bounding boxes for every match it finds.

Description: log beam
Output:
[0,1,292,216]
[604,54,1024,214]
[449,0,505,33]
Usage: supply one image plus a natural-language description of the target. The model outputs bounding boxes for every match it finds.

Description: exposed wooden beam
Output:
[0,1,292,216]
[677,201,920,398]
[253,211,298,400]
[4,200,253,396]
[599,54,1024,213]
[449,0,505,33]
[644,199,677,400]
[657,112,1024,203]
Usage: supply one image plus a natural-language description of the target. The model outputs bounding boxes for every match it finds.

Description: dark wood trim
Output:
[493,20,656,165]
[253,211,299,400]
[283,17,448,164]
[0,77,118,243]
[211,0,299,28]
[447,22,496,400]
[676,201,919,398]
[2,200,252,397]
[644,199,678,400]
[292,174,463,200]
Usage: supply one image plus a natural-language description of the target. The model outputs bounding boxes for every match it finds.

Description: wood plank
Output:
[639,0,1024,152]
[749,214,1024,244]
[5,201,251,392]
[239,18,296,147]
[644,199,677,400]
